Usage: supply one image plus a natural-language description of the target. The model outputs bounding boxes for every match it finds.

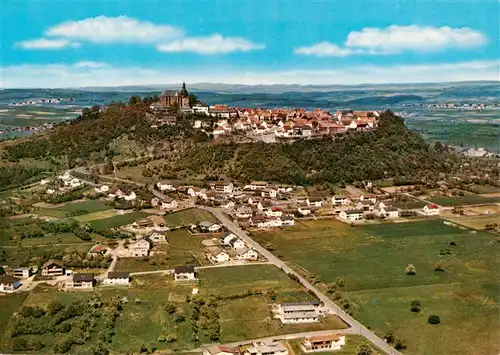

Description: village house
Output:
[261,188,277,198]
[89,244,108,255]
[220,232,239,245]
[210,249,231,263]
[332,195,352,205]
[235,247,259,261]
[202,344,239,355]
[212,182,234,194]
[228,236,246,250]
[128,239,151,257]
[41,260,65,277]
[244,181,268,191]
[359,194,377,204]
[66,273,95,289]
[103,272,131,285]
[379,206,399,218]
[424,204,440,215]
[12,266,34,279]
[94,185,109,193]
[156,181,175,191]
[281,216,295,226]
[301,334,346,352]
[192,103,210,116]
[356,200,374,212]
[148,230,167,243]
[339,209,364,222]
[250,216,282,228]
[199,221,222,233]
[307,197,324,208]
[244,341,288,355]
[160,196,178,210]
[276,301,321,324]
[298,205,312,216]
[0,275,21,293]
[265,206,283,218]
[174,265,196,281]
[258,199,273,211]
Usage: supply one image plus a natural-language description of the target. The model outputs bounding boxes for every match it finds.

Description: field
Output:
[36,200,112,219]
[88,211,150,231]
[443,214,500,230]
[0,265,347,353]
[428,195,500,206]
[251,219,500,355]
[115,229,212,271]
[392,197,427,210]
[163,208,219,227]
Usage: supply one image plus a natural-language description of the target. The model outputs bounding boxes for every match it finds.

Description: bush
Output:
[428,315,441,324]
[405,264,416,275]
[394,339,407,350]
[384,331,395,344]
[410,300,421,312]
[357,344,373,355]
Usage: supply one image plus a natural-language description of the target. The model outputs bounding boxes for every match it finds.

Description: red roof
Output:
[427,204,439,209]
[271,206,282,211]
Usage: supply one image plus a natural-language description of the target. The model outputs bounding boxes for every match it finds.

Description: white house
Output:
[250,217,282,228]
[0,275,21,293]
[339,209,364,221]
[148,230,167,243]
[157,181,175,191]
[424,204,440,215]
[236,248,259,261]
[66,273,95,289]
[213,182,234,194]
[265,207,283,218]
[58,171,72,181]
[332,196,352,205]
[221,201,235,209]
[220,232,239,245]
[244,181,268,191]
[160,196,178,210]
[203,344,238,355]
[359,194,377,204]
[244,341,288,355]
[103,272,130,285]
[379,206,399,218]
[128,239,151,257]
[281,216,295,226]
[277,301,321,324]
[307,197,324,207]
[199,221,222,233]
[228,237,246,250]
[123,191,137,201]
[192,104,210,116]
[94,185,109,193]
[261,188,277,198]
[301,334,346,353]
[234,205,253,218]
[68,178,83,188]
[12,267,33,279]
[210,250,231,263]
[174,265,196,281]
[298,206,312,216]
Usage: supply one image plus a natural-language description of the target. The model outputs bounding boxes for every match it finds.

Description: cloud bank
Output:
[157,34,265,54]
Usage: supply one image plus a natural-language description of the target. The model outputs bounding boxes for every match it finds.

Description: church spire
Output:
[180,81,188,96]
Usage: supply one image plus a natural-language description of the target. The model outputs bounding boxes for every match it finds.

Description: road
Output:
[202,206,401,355]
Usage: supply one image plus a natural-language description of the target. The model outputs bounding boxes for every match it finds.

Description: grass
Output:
[163,208,218,227]
[288,335,381,355]
[0,244,92,266]
[429,195,500,206]
[0,292,29,350]
[37,200,112,219]
[89,211,149,231]
[115,229,212,272]
[392,198,427,209]
[444,214,500,230]
[251,218,500,355]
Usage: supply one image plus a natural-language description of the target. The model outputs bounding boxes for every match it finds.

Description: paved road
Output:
[202,206,401,355]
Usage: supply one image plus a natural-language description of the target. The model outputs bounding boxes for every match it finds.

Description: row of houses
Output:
[208,232,259,263]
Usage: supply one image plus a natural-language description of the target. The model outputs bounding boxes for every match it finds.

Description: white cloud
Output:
[46,15,183,43]
[1,60,498,88]
[294,42,359,57]
[16,38,80,50]
[73,61,109,69]
[296,25,488,57]
[157,34,265,54]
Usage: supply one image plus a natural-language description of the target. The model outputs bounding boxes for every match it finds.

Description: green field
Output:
[392,198,427,210]
[0,244,93,267]
[115,229,212,271]
[163,208,218,227]
[37,200,112,219]
[0,293,29,348]
[429,195,500,206]
[88,211,149,231]
[251,219,500,355]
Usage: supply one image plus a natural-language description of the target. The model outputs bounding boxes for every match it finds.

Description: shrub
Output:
[384,331,395,344]
[428,315,441,324]
[357,344,373,355]
[394,339,407,350]
[410,300,421,312]
[405,264,416,275]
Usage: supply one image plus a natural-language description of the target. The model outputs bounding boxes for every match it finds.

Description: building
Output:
[307,197,324,207]
[235,248,259,261]
[379,206,399,218]
[339,209,364,221]
[228,237,246,250]
[210,249,231,263]
[243,341,288,355]
[12,267,33,279]
[152,83,190,110]
[265,207,283,218]
[244,181,268,190]
[301,334,346,352]
[156,181,175,191]
[203,344,239,355]
[220,232,239,245]
[128,239,151,257]
[234,205,253,219]
[332,196,352,205]
[277,301,320,324]
[41,260,65,277]
[0,275,21,293]
[160,196,178,210]
[199,221,222,232]
[261,188,277,198]
[66,273,95,289]
[103,272,131,285]
[174,265,196,281]
[281,216,295,226]
[149,230,167,243]
[424,204,440,215]
[213,182,234,194]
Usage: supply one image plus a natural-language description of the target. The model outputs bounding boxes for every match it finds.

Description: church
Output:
[151,82,190,111]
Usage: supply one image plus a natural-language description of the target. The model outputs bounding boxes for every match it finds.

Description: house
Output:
[424,204,440,215]
[103,272,130,285]
[281,216,295,226]
[301,334,346,352]
[12,267,33,279]
[277,301,320,324]
[160,196,178,210]
[66,273,95,289]
[250,217,282,228]
[356,200,374,212]
[68,178,83,188]
[213,182,234,194]
[0,275,21,293]
[332,195,351,205]
[41,260,65,276]
[220,232,239,245]
[261,188,277,198]
[157,181,175,191]
[203,344,239,355]
[235,248,259,261]
[359,194,377,204]
[210,249,231,263]
[199,221,222,233]
[128,239,151,257]
[244,181,268,190]
[58,171,72,181]
[94,185,109,193]
[148,230,167,243]
[298,206,312,216]
[265,206,283,218]
[89,244,108,255]
[174,265,196,281]
[380,206,399,218]
[233,204,252,218]
[228,237,246,250]
[244,341,288,355]
[123,191,137,201]
[339,209,364,221]
[307,197,324,207]
[221,201,235,209]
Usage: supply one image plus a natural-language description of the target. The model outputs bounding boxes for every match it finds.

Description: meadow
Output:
[163,208,219,227]
[251,219,500,355]
[88,211,150,231]
[429,195,500,206]
[36,200,112,219]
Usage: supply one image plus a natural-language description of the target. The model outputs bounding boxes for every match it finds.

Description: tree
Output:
[384,331,395,344]
[428,315,441,324]
[394,339,407,350]
[405,264,416,275]
[410,300,421,312]
[163,302,177,314]
[357,344,373,355]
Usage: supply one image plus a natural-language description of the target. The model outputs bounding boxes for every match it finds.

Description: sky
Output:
[1,0,499,88]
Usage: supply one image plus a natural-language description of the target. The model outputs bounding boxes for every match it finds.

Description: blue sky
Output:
[1,0,499,87]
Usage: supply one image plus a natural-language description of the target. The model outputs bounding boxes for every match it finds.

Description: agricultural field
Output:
[88,211,150,231]
[251,219,500,355]
[115,229,212,272]
[163,208,218,227]
[443,214,500,230]
[428,194,500,206]
[36,200,112,219]
[392,197,427,210]
[0,265,347,354]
